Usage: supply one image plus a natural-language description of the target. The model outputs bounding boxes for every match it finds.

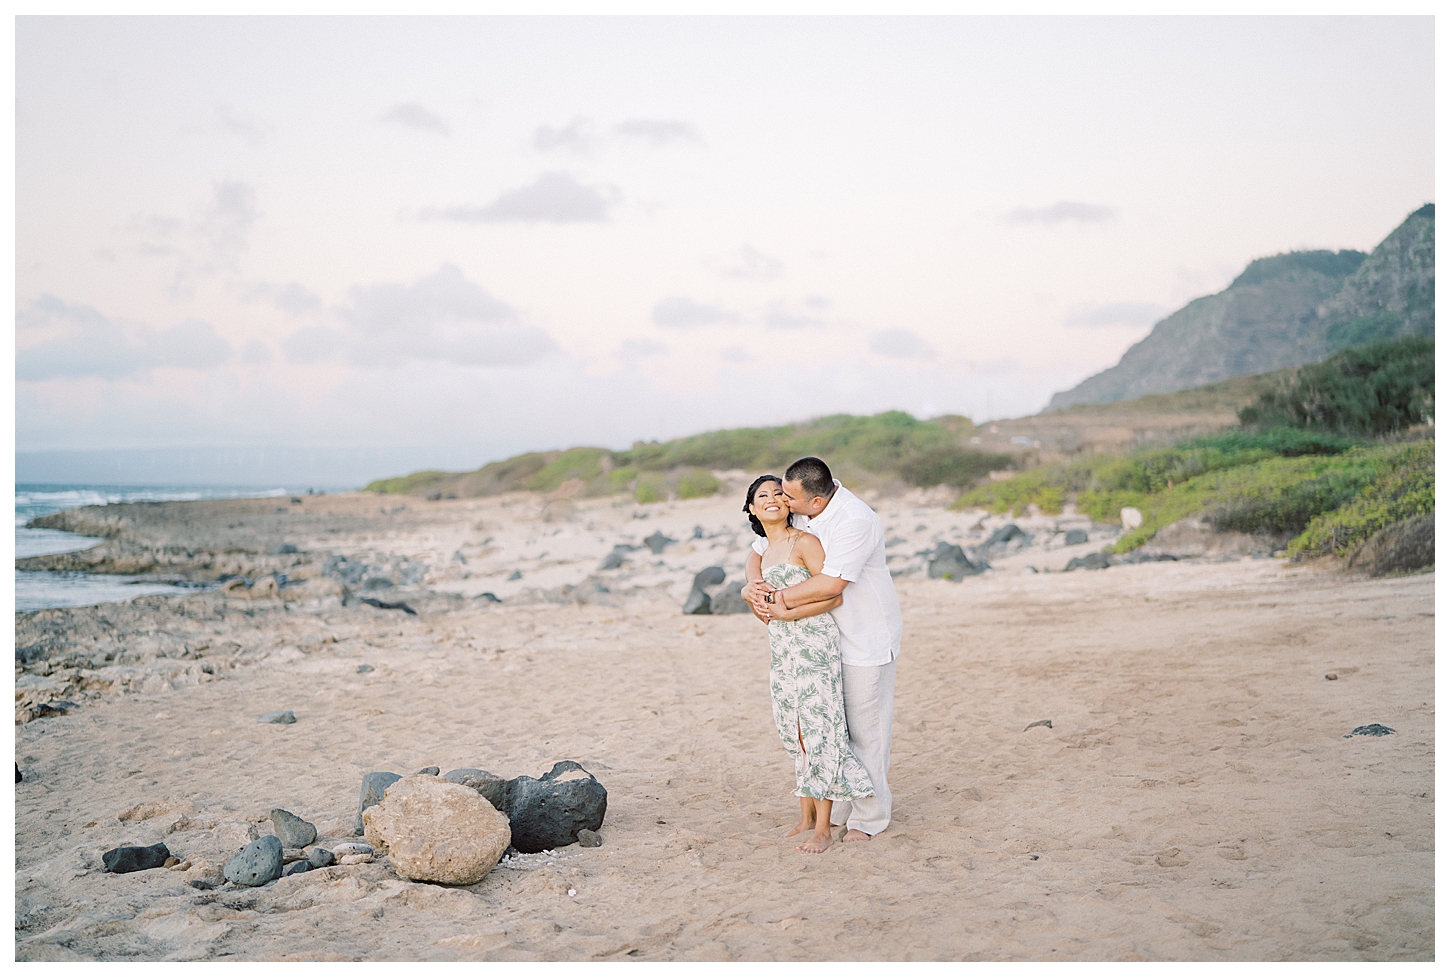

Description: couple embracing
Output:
[741,456,902,853]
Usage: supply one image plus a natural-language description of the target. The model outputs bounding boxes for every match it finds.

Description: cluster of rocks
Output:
[925,524,1061,580]
[322,554,429,591]
[99,762,607,890]
[681,567,750,615]
[357,761,608,884]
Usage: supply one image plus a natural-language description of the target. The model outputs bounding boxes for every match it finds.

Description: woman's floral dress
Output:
[765,561,875,801]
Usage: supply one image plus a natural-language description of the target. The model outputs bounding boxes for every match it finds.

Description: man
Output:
[742,456,902,841]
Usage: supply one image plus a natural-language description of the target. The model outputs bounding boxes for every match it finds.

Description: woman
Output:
[744,474,874,853]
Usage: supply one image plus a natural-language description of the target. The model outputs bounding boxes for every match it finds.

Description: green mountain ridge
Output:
[1046,204,1435,411]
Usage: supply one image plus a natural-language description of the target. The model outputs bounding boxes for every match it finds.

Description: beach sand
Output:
[14,489,1434,960]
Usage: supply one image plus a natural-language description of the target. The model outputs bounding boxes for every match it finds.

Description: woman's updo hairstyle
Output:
[743,474,782,537]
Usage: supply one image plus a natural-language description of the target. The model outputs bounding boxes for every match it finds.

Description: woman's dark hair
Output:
[743,474,782,537]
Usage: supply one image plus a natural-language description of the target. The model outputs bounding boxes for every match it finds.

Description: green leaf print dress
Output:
[764,561,875,801]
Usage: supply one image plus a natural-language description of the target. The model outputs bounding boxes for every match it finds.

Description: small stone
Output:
[269,808,317,848]
[168,860,191,872]
[258,710,296,725]
[163,856,181,868]
[443,768,508,811]
[338,853,374,865]
[643,531,676,555]
[307,848,335,868]
[223,835,284,887]
[332,842,374,857]
[1063,528,1089,545]
[577,828,602,848]
[283,860,312,877]
[1345,724,1396,738]
[282,849,308,863]
[184,857,224,888]
[475,592,501,602]
[355,771,403,835]
[363,775,512,884]
[417,766,440,776]
[1326,673,1338,681]
[357,664,374,674]
[507,570,523,581]
[103,843,171,874]
[1023,719,1053,731]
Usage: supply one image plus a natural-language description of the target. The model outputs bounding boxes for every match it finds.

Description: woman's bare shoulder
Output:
[794,532,826,560]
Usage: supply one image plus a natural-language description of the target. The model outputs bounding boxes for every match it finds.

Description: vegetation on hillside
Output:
[1238,334,1434,435]
[365,410,1012,502]
[956,335,1435,561]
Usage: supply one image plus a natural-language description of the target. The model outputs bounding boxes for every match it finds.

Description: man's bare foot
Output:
[842,829,873,843]
[783,817,814,839]
[797,830,833,853]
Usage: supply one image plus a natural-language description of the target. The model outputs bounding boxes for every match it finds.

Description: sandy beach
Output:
[13,487,1434,961]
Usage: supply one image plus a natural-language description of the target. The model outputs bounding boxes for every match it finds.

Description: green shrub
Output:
[677,468,723,499]
[1239,335,1434,435]
[524,447,609,492]
[363,470,449,494]
[898,447,1012,488]
[1289,439,1434,558]
[635,472,667,504]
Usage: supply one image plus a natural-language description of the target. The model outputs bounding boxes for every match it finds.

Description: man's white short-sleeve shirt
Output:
[752,481,903,667]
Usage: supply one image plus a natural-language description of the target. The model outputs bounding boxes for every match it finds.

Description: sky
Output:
[13,15,1436,485]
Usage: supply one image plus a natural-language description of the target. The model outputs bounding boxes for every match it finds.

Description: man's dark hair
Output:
[784,456,834,499]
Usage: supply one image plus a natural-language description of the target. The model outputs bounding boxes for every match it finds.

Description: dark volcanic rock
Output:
[1345,724,1396,738]
[981,523,1033,551]
[505,760,608,854]
[1065,551,1114,571]
[282,860,312,877]
[692,566,726,591]
[642,531,677,555]
[927,543,988,581]
[417,765,440,776]
[709,581,751,615]
[1062,528,1089,546]
[307,848,335,868]
[269,808,317,849]
[444,768,508,811]
[224,835,283,886]
[475,592,501,602]
[598,550,626,570]
[103,843,171,874]
[682,588,713,615]
[577,828,602,848]
[258,710,296,724]
[355,771,403,835]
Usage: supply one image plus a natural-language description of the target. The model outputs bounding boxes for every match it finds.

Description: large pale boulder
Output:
[362,775,511,885]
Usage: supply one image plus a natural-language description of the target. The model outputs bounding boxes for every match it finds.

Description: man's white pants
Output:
[830,659,896,836]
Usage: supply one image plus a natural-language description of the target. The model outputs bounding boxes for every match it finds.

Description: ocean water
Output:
[14,484,291,612]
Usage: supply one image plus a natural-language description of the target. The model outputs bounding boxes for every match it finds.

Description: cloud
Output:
[241,339,273,365]
[618,338,670,359]
[721,245,784,282]
[1005,201,1117,225]
[215,104,270,145]
[380,103,450,135]
[613,119,702,146]
[534,116,597,155]
[869,328,935,359]
[720,345,755,363]
[16,296,232,381]
[421,173,617,223]
[284,264,557,369]
[763,300,826,331]
[651,296,739,329]
[238,281,323,314]
[1064,301,1167,328]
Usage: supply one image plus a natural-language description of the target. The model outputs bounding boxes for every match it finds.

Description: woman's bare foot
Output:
[783,816,814,839]
[797,829,833,853]
[842,829,873,843]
